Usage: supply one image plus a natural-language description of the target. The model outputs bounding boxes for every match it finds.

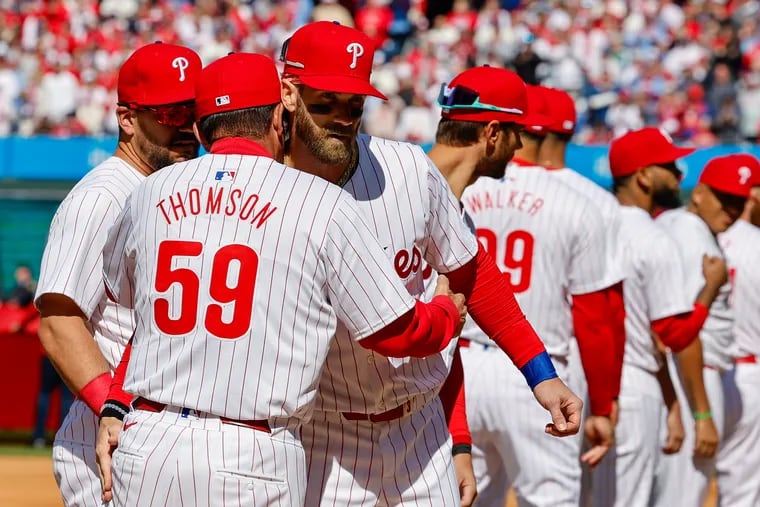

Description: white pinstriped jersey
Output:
[102,152,417,422]
[551,167,623,288]
[459,164,610,357]
[36,157,142,369]
[312,134,479,414]
[617,206,693,372]
[657,208,736,369]
[719,220,760,357]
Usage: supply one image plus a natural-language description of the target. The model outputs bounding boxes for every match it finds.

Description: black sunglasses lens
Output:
[439,84,479,107]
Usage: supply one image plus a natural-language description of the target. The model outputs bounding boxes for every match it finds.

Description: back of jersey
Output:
[103,153,414,422]
[460,165,609,357]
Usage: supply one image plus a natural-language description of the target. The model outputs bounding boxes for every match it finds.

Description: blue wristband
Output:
[520,351,558,389]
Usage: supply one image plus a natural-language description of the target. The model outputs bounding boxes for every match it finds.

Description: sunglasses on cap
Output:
[437,83,524,115]
[120,102,195,127]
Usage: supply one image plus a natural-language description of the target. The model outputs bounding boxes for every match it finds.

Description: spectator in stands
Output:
[31,351,73,448]
[4,264,36,308]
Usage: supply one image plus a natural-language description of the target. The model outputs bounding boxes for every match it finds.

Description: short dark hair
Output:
[547,131,573,143]
[612,174,633,193]
[198,105,278,145]
[520,130,544,144]
[435,118,519,147]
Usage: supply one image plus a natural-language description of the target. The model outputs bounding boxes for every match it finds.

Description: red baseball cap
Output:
[698,153,760,198]
[541,86,576,135]
[524,85,551,135]
[608,127,696,178]
[440,66,537,125]
[280,21,387,99]
[118,42,202,106]
[195,53,281,120]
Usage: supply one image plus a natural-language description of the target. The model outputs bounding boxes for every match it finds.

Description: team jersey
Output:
[313,134,479,415]
[35,156,142,368]
[459,164,609,357]
[719,220,760,357]
[617,206,693,372]
[657,208,736,369]
[102,151,417,422]
[551,167,624,287]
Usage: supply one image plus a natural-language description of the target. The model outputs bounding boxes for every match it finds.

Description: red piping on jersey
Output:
[446,244,546,369]
[439,345,471,445]
[209,137,272,157]
[606,282,626,399]
[360,296,460,358]
[107,339,134,408]
[510,157,538,167]
[572,290,616,416]
[651,303,708,353]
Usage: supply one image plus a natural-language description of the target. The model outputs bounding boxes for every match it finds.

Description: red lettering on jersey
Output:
[527,198,544,216]
[187,188,201,215]
[207,187,224,214]
[464,194,483,214]
[156,199,172,225]
[239,194,261,221]
[168,192,187,221]
[422,263,433,280]
[249,202,278,228]
[225,189,242,216]
[394,246,423,279]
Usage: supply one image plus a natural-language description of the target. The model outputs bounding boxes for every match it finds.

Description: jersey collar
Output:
[511,157,538,167]
[209,137,272,157]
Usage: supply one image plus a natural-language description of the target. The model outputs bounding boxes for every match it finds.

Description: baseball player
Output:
[34,42,201,507]
[278,21,582,507]
[99,52,468,507]
[716,158,760,507]
[590,128,728,507]
[439,73,619,507]
[652,153,754,507]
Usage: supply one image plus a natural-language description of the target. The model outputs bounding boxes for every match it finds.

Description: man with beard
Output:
[450,72,618,507]
[652,153,754,507]
[34,42,201,507]
[591,127,727,507]
[279,21,583,506]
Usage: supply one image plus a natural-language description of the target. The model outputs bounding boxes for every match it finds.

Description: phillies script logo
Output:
[172,57,189,82]
[346,42,364,69]
[394,246,432,279]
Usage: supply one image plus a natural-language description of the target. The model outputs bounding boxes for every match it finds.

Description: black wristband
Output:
[452,443,472,456]
[100,400,130,421]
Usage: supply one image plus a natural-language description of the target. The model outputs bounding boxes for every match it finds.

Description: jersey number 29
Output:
[154,240,257,339]
[476,228,534,293]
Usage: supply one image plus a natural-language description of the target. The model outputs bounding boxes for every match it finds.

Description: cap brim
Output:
[653,146,696,164]
[298,75,388,100]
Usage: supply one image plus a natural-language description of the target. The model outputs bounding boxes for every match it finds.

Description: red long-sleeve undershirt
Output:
[572,290,616,416]
[651,303,708,353]
[606,282,626,400]
[446,245,546,368]
[439,345,471,445]
[107,338,133,408]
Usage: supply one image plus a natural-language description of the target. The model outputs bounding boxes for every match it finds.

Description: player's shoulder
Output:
[59,157,143,211]
[553,168,618,210]
[358,134,429,170]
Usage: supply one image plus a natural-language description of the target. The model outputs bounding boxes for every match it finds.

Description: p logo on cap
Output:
[698,153,760,198]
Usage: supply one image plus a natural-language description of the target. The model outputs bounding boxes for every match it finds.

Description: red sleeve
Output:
[439,345,471,445]
[107,339,134,407]
[446,244,545,368]
[571,290,616,416]
[651,303,708,353]
[606,282,626,399]
[360,296,459,358]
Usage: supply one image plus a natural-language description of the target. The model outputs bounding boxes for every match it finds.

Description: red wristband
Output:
[79,372,112,414]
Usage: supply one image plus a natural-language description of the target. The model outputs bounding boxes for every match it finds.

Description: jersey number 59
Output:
[154,240,258,339]
[476,228,534,293]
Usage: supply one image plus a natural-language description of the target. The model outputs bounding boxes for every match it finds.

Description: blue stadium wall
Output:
[1,136,759,294]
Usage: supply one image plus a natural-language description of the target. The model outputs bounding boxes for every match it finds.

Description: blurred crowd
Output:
[1,0,760,145]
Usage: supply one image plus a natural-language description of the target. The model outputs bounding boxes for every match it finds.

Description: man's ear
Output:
[116,106,136,136]
[281,78,298,114]
[483,120,501,149]
[192,122,211,152]
[691,183,706,206]
[636,165,654,192]
[271,102,285,137]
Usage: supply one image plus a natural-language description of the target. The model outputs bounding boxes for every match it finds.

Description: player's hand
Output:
[581,415,615,468]
[662,401,685,455]
[533,377,583,437]
[96,416,123,502]
[435,275,467,330]
[694,416,719,458]
[453,452,477,507]
[702,254,728,288]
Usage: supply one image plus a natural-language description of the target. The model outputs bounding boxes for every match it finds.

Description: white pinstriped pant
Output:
[52,399,108,507]
[112,406,305,507]
[301,397,459,506]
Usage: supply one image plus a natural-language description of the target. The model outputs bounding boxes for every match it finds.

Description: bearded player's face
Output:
[649,162,683,210]
[133,107,199,171]
[294,86,364,166]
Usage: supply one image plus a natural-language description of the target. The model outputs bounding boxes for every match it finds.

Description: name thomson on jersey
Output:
[156,186,278,227]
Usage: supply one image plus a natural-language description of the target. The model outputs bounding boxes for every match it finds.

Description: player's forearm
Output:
[656,357,678,410]
[606,282,626,399]
[571,290,616,416]
[439,346,472,446]
[446,245,547,368]
[651,303,708,352]
[674,337,712,414]
[360,296,459,358]
[695,282,722,309]
[101,340,134,420]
